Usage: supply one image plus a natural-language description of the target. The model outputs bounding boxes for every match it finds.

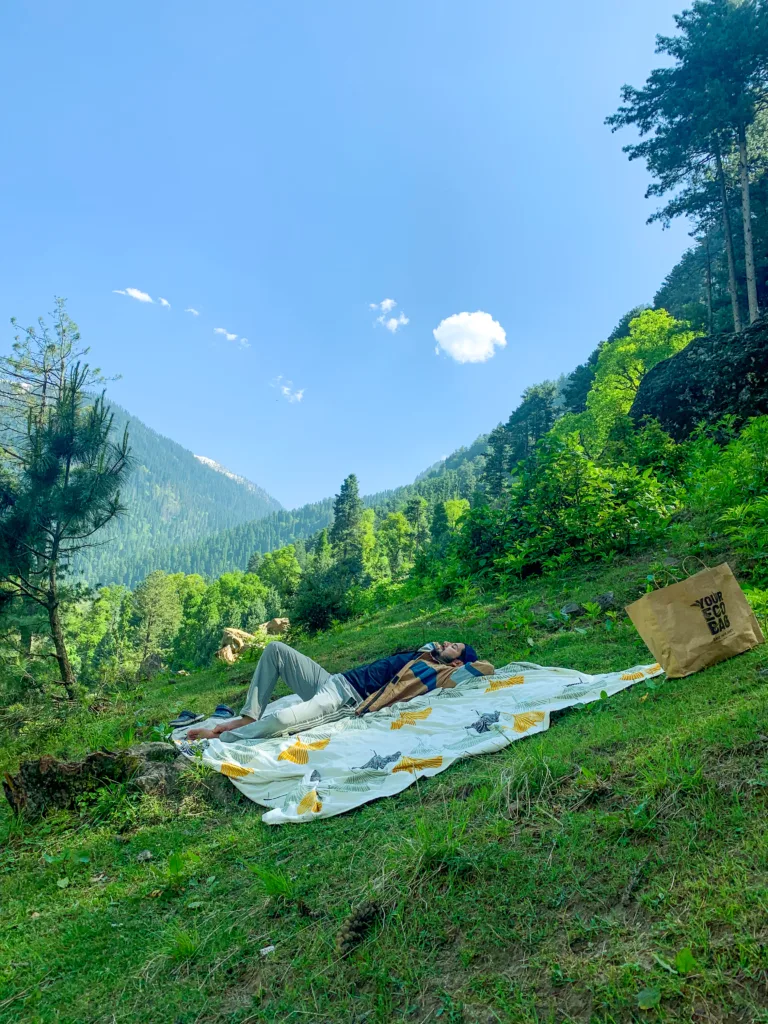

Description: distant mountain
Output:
[72,403,282,587]
[132,432,490,583]
[193,455,267,494]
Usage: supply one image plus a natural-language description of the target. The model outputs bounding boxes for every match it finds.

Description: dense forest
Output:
[1,0,768,694]
[135,438,489,583]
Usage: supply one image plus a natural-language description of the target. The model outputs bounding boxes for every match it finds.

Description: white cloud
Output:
[272,375,305,403]
[112,289,127,295]
[239,338,250,349]
[435,345,440,355]
[370,297,397,313]
[214,327,238,342]
[432,310,507,364]
[378,311,409,333]
[185,307,200,316]
[158,297,171,308]
[123,287,153,303]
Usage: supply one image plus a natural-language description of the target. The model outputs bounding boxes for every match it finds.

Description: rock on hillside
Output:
[631,315,768,439]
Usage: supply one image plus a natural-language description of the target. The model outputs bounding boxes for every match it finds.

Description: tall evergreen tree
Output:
[329,474,364,562]
[131,570,182,665]
[608,0,768,330]
[0,303,130,695]
[246,550,263,575]
[404,496,430,552]
[483,425,512,498]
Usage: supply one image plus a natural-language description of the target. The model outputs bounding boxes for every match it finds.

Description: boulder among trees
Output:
[631,315,768,439]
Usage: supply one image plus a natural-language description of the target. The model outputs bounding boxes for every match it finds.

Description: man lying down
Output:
[186,640,494,743]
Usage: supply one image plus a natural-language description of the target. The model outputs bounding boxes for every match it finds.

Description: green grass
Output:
[2,553,768,1023]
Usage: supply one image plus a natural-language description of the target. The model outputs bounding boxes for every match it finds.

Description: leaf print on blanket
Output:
[296,789,323,814]
[277,779,321,812]
[326,769,393,793]
[549,687,595,702]
[509,711,546,733]
[485,675,524,692]
[219,761,254,779]
[446,726,505,751]
[390,707,433,730]
[277,736,331,764]
[409,737,441,758]
[392,755,443,774]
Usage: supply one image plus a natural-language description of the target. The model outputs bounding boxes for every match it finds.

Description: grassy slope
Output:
[1,555,768,1024]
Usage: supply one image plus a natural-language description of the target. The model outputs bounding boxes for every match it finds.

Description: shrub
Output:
[455,434,678,582]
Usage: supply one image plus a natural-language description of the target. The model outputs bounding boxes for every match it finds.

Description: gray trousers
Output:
[220,641,360,743]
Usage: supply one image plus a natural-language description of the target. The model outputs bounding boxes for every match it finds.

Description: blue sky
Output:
[1,1,690,509]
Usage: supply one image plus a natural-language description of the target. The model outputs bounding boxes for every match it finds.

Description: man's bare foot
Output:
[187,727,217,740]
[187,717,255,741]
[211,716,255,735]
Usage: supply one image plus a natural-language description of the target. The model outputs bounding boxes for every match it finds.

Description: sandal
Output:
[212,704,236,719]
[169,710,205,728]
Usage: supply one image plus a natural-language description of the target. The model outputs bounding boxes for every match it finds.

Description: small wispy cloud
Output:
[369,297,397,313]
[378,311,410,333]
[158,297,171,308]
[113,287,154,303]
[239,338,250,349]
[272,375,305,403]
[185,307,200,316]
[214,327,238,342]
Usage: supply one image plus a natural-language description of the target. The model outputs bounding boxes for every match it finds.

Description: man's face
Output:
[433,641,465,665]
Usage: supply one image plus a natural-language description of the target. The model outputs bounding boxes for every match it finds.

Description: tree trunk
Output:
[715,146,743,334]
[738,125,760,324]
[704,227,714,336]
[47,566,77,698]
[18,622,33,659]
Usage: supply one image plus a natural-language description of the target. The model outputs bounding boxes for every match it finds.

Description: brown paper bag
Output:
[625,563,764,678]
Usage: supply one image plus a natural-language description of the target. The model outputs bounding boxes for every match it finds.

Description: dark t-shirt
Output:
[342,651,416,698]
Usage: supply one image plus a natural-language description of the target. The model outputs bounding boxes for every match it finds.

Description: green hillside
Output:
[72,403,282,587]
[2,549,767,1023]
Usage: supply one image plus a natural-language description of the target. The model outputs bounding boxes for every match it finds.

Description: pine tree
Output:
[130,570,182,665]
[607,0,768,331]
[404,496,430,552]
[313,528,333,568]
[483,425,512,499]
[0,302,130,695]
[246,550,263,574]
[430,501,451,557]
[329,474,364,563]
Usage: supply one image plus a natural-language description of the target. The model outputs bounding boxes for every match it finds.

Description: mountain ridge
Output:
[72,402,283,586]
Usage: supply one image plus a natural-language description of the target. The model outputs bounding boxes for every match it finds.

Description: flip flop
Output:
[169,710,205,728]
[211,704,236,720]
[212,704,236,719]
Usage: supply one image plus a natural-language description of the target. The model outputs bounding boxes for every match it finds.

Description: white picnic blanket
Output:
[174,660,662,823]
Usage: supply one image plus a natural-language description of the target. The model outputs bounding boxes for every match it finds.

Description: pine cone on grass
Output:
[335,901,380,957]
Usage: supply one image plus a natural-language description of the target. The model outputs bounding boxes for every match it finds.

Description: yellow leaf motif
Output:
[220,762,254,779]
[296,789,323,814]
[620,671,644,681]
[390,707,433,730]
[277,736,331,765]
[392,755,443,774]
[645,663,661,674]
[485,675,524,692]
[512,711,545,733]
